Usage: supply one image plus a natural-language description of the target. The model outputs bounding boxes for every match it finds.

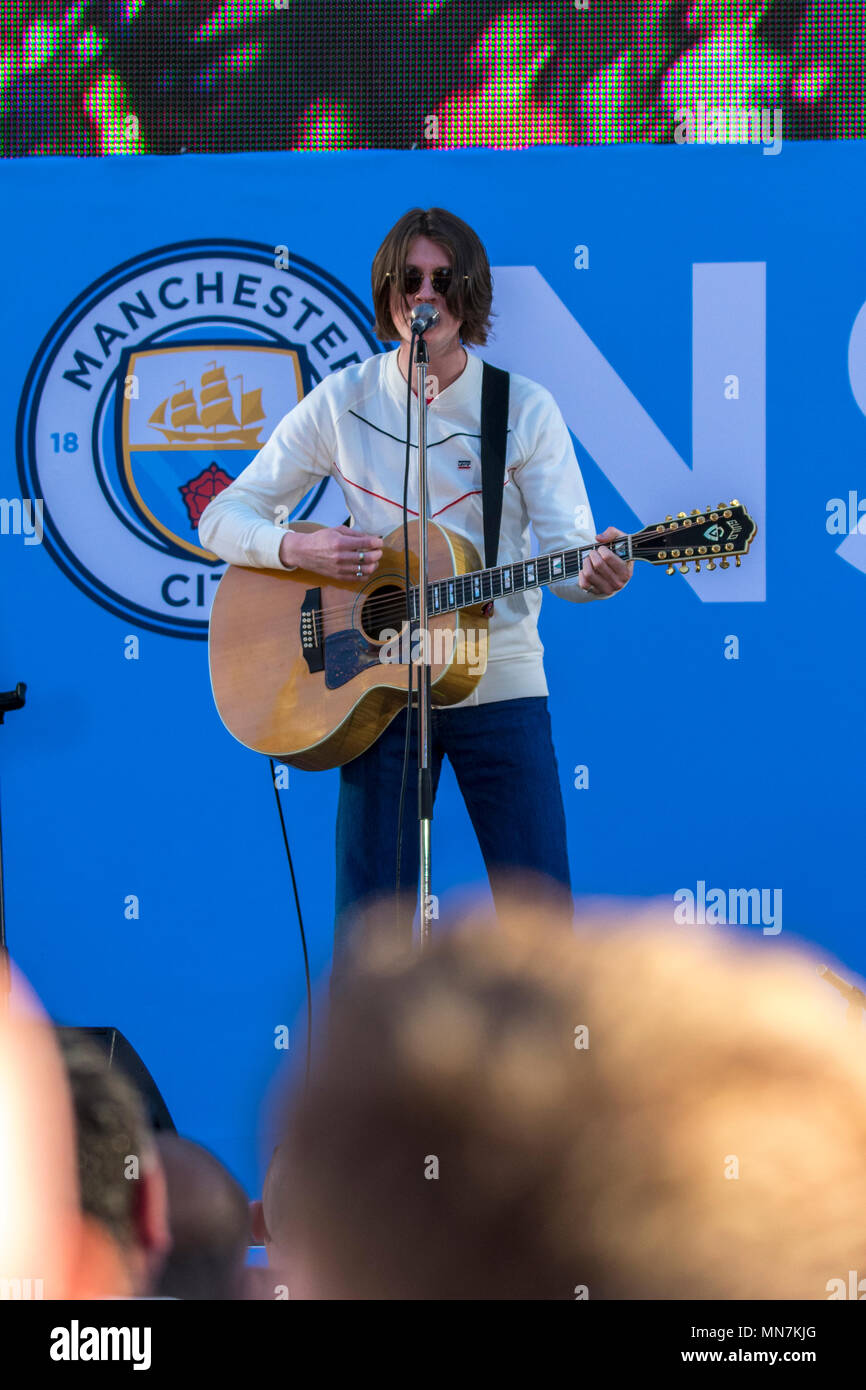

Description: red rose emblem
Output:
[180,463,235,529]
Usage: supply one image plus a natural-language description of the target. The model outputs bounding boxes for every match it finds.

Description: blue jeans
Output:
[334,695,572,970]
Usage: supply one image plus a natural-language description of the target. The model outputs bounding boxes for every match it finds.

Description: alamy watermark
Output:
[827,1271,866,1300]
[378,625,486,677]
[674,101,783,157]
[0,1277,43,1299]
[0,497,43,545]
[826,492,866,535]
[674,880,782,935]
[50,1322,151,1370]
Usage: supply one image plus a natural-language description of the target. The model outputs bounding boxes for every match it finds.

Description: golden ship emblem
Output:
[148,359,266,447]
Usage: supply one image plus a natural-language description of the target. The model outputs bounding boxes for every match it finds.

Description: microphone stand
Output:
[412,328,434,949]
[818,965,866,1039]
[0,683,27,1010]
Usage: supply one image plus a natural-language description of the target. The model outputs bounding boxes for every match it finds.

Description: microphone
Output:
[410,305,440,336]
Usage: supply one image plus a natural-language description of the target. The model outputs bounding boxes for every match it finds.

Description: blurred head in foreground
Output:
[0,968,83,1298]
[273,894,866,1299]
[57,1030,170,1298]
[154,1134,250,1300]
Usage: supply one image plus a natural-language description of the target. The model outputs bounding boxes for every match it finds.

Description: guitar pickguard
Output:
[324,629,382,690]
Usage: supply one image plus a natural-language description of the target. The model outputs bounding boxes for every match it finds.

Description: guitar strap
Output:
[480,361,510,569]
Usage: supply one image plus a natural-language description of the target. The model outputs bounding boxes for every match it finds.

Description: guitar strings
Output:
[297,524,719,629]
[302,563,582,629]
[301,540,614,627]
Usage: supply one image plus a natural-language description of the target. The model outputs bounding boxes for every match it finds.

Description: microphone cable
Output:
[266,330,423,1073]
[268,756,312,1091]
[266,327,425,1077]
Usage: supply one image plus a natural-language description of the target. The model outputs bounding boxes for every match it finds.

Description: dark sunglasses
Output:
[390,267,468,296]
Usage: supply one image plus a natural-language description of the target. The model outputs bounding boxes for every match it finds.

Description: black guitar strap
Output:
[480,361,510,569]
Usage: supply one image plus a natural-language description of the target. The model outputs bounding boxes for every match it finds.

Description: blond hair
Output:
[277,896,866,1300]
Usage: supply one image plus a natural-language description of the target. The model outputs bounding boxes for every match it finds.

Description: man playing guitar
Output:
[198,207,633,971]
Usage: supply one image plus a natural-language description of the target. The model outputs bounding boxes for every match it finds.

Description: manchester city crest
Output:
[120,342,303,562]
[17,240,385,637]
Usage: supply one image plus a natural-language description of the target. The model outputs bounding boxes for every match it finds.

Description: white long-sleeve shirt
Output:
[197,347,600,706]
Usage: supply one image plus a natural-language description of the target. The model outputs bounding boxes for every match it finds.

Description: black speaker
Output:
[56,1026,176,1133]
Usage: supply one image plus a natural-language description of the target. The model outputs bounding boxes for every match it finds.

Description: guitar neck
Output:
[404,502,756,618]
[408,535,633,620]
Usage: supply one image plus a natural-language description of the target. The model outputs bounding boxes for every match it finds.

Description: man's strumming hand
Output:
[279,525,383,582]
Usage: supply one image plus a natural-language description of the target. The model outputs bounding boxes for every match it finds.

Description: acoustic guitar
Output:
[208,501,757,770]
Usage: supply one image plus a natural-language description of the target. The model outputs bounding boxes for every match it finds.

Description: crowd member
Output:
[269,893,866,1299]
[154,1134,251,1301]
[792,0,866,137]
[2,1,860,154]
[0,966,84,1299]
[250,1152,282,1279]
[56,1030,171,1299]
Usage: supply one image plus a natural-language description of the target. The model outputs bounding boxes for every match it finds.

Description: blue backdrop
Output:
[2,143,865,1196]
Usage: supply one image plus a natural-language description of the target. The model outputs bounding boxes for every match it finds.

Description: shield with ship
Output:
[121,343,304,560]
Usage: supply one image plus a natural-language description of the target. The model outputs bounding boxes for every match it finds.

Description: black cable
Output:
[394,334,417,911]
[268,757,312,1091]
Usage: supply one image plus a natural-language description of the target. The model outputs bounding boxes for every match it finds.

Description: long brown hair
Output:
[371,207,494,346]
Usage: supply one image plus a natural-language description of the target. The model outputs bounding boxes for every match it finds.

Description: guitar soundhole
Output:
[359,585,409,644]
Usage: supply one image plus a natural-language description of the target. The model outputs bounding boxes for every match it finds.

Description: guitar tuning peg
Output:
[731,498,740,506]
[679,561,689,574]
[707,559,717,571]
[735,555,741,567]
[665,515,672,522]
[677,511,687,518]
[666,564,675,575]
[720,558,730,569]
[694,560,701,572]
[691,508,700,515]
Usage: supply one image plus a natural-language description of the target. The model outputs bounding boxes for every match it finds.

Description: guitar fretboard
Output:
[407,536,632,620]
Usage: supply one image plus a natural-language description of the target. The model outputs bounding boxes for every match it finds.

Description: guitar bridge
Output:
[300,588,324,674]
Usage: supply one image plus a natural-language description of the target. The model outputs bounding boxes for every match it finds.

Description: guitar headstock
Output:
[631,502,757,573]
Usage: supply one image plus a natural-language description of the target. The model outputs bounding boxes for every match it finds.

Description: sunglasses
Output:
[390,267,468,296]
